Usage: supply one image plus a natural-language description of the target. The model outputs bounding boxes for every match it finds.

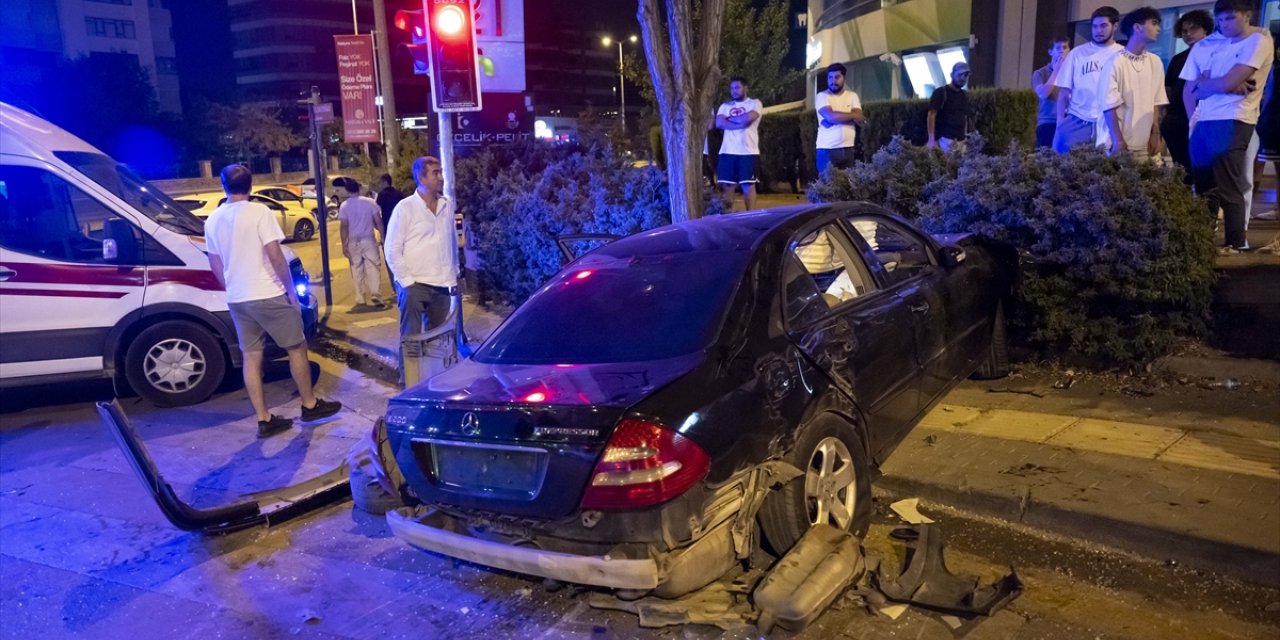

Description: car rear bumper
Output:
[387,506,663,590]
[387,503,745,596]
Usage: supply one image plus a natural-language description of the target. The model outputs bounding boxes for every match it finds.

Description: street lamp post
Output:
[602,35,638,136]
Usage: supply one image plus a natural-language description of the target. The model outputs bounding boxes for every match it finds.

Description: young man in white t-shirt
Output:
[204,165,340,437]
[1053,6,1124,153]
[715,77,763,211]
[337,178,387,307]
[815,63,864,173]
[1098,6,1169,161]
[1181,0,1275,252]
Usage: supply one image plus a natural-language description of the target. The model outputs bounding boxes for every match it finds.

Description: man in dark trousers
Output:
[927,63,972,152]
[1162,10,1213,180]
[375,173,404,286]
[375,173,404,231]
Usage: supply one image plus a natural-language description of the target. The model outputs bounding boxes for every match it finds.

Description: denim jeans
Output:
[816,147,855,174]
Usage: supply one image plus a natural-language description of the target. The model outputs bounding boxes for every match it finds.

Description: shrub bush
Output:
[457,143,675,305]
[808,136,1216,367]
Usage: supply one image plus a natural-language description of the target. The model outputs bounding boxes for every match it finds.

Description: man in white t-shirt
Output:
[715,77,763,210]
[1053,6,1124,153]
[337,178,387,308]
[1182,0,1274,252]
[815,63,865,173]
[204,165,340,437]
[1098,7,1169,161]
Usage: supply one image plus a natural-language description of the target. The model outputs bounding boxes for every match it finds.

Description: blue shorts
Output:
[716,154,758,184]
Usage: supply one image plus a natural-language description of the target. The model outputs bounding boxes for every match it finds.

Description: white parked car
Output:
[174,190,318,242]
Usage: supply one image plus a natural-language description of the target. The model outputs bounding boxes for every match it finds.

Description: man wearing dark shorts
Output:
[205,164,341,437]
[715,77,763,211]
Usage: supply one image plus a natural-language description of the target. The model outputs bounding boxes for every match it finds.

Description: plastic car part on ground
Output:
[875,522,1023,618]
[95,399,351,534]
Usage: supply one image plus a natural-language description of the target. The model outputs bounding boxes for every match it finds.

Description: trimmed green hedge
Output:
[808,136,1216,367]
[651,88,1038,190]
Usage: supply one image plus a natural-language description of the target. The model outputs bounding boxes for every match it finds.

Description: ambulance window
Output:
[0,165,143,264]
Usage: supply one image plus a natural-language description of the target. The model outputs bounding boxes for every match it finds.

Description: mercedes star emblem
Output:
[461,412,480,436]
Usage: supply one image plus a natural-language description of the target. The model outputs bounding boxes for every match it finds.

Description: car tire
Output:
[758,414,871,554]
[293,219,315,242]
[123,321,227,407]
[971,301,1010,380]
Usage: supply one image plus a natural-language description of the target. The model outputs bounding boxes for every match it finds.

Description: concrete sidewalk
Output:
[878,402,1280,588]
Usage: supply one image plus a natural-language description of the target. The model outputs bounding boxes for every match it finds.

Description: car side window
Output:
[784,224,876,326]
[0,164,143,265]
[846,216,935,285]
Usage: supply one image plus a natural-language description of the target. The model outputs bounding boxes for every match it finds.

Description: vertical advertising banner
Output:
[334,35,381,143]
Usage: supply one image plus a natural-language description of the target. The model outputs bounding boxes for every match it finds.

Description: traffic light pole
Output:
[304,87,334,311]
[437,111,470,356]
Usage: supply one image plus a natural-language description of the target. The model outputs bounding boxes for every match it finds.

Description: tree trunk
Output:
[638,0,726,223]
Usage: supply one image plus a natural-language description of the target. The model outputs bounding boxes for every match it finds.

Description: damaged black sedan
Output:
[363,202,1014,598]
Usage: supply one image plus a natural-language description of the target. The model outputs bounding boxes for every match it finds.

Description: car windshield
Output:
[475,249,748,364]
[54,151,205,236]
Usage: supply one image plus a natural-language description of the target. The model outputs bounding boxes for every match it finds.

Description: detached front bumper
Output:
[387,506,663,590]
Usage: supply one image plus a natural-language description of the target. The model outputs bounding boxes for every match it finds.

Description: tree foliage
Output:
[208,103,302,162]
[718,0,802,104]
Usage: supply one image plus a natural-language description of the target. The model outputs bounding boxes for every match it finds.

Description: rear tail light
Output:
[580,419,710,510]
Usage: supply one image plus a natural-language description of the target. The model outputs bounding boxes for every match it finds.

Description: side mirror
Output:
[102,218,141,263]
[940,245,966,268]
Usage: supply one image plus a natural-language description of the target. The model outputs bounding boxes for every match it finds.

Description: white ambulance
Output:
[0,103,317,406]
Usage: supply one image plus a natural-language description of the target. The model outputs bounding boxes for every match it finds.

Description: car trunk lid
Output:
[385,355,700,518]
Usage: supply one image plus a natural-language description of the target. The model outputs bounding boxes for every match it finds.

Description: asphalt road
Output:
[3,346,1279,639]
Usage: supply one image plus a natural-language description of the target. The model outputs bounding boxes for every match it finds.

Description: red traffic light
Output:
[393,9,425,39]
[426,0,481,111]
[434,5,466,37]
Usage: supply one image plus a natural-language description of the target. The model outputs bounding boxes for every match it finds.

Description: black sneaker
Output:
[300,398,342,423]
[257,414,293,438]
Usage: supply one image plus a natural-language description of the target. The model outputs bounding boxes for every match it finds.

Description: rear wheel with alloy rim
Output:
[293,218,315,241]
[124,321,227,407]
[758,414,871,553]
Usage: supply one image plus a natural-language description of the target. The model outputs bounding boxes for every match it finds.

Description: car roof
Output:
[596,204,829,258]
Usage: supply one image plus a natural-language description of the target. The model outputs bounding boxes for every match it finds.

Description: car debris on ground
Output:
[589,498,1023,635]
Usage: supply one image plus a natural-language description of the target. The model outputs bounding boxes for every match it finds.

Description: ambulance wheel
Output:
[124,321,227,407]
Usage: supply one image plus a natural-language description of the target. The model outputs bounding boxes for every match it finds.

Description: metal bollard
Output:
[399,294,461,389]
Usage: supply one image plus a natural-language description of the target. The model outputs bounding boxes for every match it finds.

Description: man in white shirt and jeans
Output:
[1098,6,1168,161]
[815,63,865,173]
[385,156,457,387]
[1182,0,1274,252]
[338,178,386,308]
[204,165,341,437]
[715,77,763,211]
[1053,6,1124,153]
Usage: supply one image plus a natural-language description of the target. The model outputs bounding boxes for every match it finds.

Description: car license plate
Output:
[426,440,547,499]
